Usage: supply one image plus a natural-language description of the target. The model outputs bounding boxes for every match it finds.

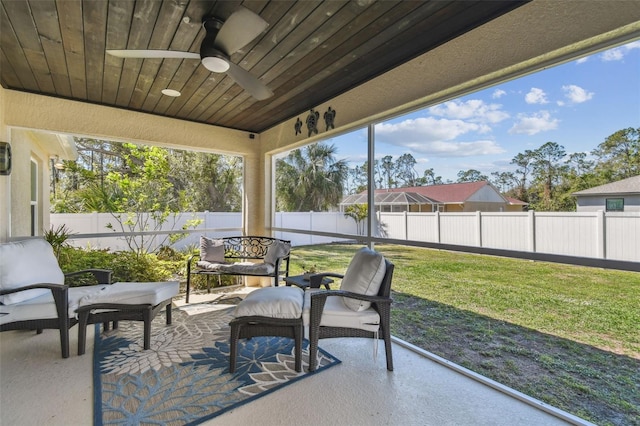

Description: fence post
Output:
[597,210,606,259]
[404,211,408,240]
[528,210,536,253]
[476,211,482,247]
[435,211,441,243]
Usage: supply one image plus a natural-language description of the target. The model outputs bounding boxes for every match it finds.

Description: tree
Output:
[275,142,348,211]
[417,168,443,186]
[592,127,640,180]
[530,142,568,211]
[510,150,536,204]
[394,153,418,187]
[456,169,488,183]
[100,143,198,253]
[51,140,214,253]
[380,155,395,188]
[490,171,518,193]
[343,204,368,235]
[168,150,242,212]
[348,162,369,194]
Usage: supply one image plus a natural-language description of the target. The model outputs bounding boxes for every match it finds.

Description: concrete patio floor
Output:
[0,291,591,426]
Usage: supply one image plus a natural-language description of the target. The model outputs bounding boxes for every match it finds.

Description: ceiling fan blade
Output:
[106,50,200,59]
[215,7,268,56]
[226,61,273,101]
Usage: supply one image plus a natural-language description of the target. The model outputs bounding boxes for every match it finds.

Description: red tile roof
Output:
[374,181,492,203]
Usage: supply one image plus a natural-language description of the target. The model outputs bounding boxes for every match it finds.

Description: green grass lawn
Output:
[290,243,640,426]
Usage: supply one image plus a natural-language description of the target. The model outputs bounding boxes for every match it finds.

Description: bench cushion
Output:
[0,238,65,305]
[196,261,275,276]
[233,286,303,319]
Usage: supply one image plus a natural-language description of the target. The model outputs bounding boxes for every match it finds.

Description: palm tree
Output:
[276,142,348,211]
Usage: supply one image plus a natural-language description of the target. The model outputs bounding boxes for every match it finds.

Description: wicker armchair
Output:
[305,248,394,372]
[0,238,112,358]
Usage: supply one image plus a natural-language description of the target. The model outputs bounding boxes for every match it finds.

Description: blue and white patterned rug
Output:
[93,303,340,425]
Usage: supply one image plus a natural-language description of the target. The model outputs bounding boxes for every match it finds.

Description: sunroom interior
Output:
[1,2,639,425]
[2,1,639,243]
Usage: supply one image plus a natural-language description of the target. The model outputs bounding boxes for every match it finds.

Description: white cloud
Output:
[600,41,640,61]
[428,99,509,124]
[405,140,505,157]
[492,89,506,99]
[562,84,594,104]
[509,111,559,135]
[374,117,504,157]
[525,87,548,104]
[575,57,589,64]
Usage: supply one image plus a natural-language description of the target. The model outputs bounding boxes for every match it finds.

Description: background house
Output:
[340,181,527,213]
[573,176,640,212]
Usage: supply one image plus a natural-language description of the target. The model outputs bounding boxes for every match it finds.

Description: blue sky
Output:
[327,40,640,184]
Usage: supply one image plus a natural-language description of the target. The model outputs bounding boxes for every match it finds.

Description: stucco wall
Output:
[4,130,52,238]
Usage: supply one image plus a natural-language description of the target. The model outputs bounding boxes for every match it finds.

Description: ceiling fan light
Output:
[202,56,230,73]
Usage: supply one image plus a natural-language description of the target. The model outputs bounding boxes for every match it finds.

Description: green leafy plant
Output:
[43,224,76,261]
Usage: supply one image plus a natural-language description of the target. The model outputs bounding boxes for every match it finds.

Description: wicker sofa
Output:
[185,236,291,303]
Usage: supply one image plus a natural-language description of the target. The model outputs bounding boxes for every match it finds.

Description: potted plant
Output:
[302,264,318,281]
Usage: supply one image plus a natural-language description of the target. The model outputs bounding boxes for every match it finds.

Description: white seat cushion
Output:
[233,286,303,319]
[0,282,179,325]
[0,238,65,305]
[77,281,179,309]
[340,247,386,311]
[0,285,104,324]
[302,290,380,332]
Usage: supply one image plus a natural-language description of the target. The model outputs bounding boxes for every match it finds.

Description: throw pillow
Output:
[200,236,225,263]
[264,240,290,266]
[340,247,386,311]
[0,238,65,305]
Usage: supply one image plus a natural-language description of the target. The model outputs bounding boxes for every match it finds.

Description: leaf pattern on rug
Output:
[98,307,233,375]
[239,348,343,396]
[101,363,245,424]
[95,303,341,426]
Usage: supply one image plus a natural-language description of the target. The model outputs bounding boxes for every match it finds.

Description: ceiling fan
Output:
[106,7,273,100]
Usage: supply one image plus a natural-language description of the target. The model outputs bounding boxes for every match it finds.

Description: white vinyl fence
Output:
[50,210,640,262]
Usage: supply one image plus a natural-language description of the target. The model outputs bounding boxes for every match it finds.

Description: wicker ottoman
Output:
[229,286,304,373]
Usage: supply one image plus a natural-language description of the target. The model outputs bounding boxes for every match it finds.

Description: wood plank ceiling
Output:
[0,0,527,134]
